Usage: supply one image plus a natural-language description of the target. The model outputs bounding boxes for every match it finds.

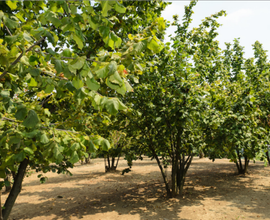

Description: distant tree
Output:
[125,0,225,197]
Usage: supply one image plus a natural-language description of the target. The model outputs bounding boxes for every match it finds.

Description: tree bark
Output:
[107,156,110,169]
[266,151,270,166]
[244,156,249,174]
[111,157,115,168]
[0,191,3,220]
[199,151,204,158]
[236,150,243,172]
[178,154,193,195]
[2,158,29,220]
[171,152,178,197]
[115,155,120,168]
[235,151,249,174]
[150,146,171,198]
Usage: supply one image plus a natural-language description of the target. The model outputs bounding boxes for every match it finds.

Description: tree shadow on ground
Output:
[184,159,270,219]
[8,171,189,220]
[5,158,270,220]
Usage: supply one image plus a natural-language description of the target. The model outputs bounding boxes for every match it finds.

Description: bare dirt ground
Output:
[2,157,270,220]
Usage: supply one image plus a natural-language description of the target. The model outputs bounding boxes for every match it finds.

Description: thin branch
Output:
[40,94,52,107]
[26,37,45,53]
[4,23,12,36]
[0,37,46,81]
[42,71,68,81]
[1,117,16,122]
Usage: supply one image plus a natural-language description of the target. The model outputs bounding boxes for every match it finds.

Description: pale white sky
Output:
[162,1,270,59]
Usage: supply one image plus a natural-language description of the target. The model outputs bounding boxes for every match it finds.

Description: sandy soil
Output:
[2,157,270,220]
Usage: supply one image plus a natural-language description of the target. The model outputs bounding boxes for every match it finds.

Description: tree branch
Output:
[4,23,12,36]
[0,37,46,81]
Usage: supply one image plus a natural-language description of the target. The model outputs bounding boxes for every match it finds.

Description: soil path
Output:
[2,157,270,220]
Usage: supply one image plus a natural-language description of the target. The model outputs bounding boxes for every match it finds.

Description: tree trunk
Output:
[199,151,204,158]
[171,153,178,197]
[2,158,29,220]
[177,154,193,195]
[115,155,120,168]
[0,191,3,220]
[236,150,249,174]
[150,146,171,198]
[266,151,270,166]
[111,157,115,168]
[107,156,110,169]
[105,156,118,172]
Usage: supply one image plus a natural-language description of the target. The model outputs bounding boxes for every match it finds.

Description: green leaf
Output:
[156,117,162,122]
[45,31,55,44]
[45,84,54,93]
[44,109,51,116]
[70,4,77,14]
[70,151,79,164]
[118,100,127,110]
[134,41,147,53]
[88,140,97,153]
[15,107,28,120]
[65,81,76,93]
[23,32,33,43]
[108,61,117,75]
[53,145,64,161]
[80,63,92,77]
[24,147,34,155]
[104,98,119,115]
[28,77,38,87]
[156,17,165,31]
[101,139,110,151]
[124,80,133,92]
[114,2,126,13]
[23,110,39,128]
[14,151,26,163]
[0,170,6,178]
[6,0,18,10]
[4,34,20,45]
[54,59,62,74]
[62,49,72,57]
[96,66,108,78]
[69,57,85,70]
[106,78,119,91]
[29,68,41,77]
[89,16,98,30]
[72,75,84,90]
[15,11,26,22]
[101,1,112,17]
[99,26,110,39]
[116,84,126,96]
[9,136,21,145]
[71,143,80,151]
[1,90,10,98]
[29,56,39,63]
[86,77,100,91]
[73,34,84,49]
[4,17,18,29]
[40,133,50,144]
[22,130,40,138]
[109,71,123,85]
[147,38,161,53]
